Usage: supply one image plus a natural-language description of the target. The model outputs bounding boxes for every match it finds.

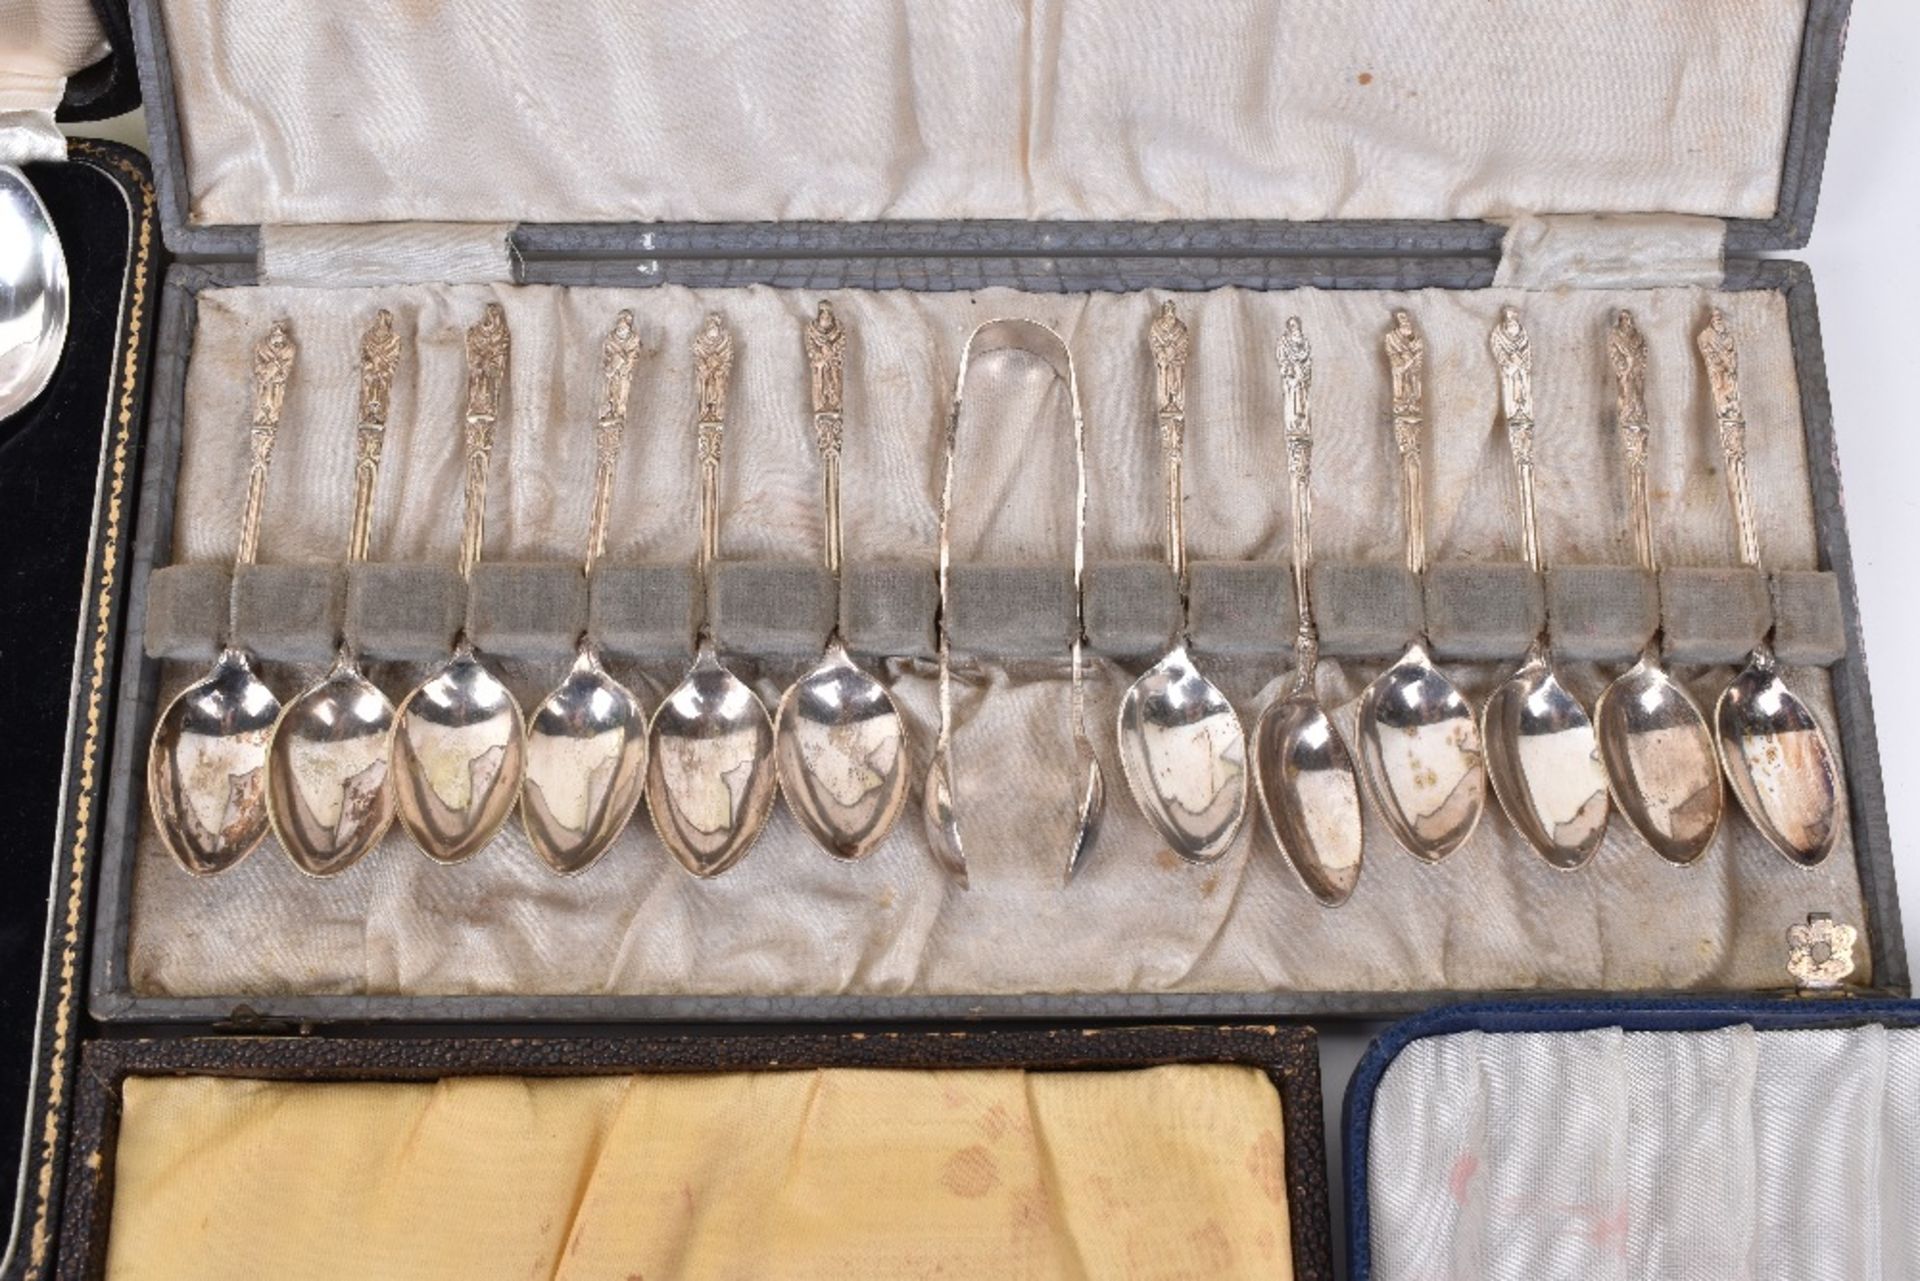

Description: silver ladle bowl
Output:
[0,165,68,421]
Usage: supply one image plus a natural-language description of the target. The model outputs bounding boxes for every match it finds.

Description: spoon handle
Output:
[1277,317,1318,675]
[693,313,734,575]
[1697,308,1762,570]
[1384,310,1427,576]
[587,310,640,576]
[1149,300,1190,587]
[804,302,847,578]
[1489,306,1542,574]
[459,304,509,581]
[236,319,295,569]
[348,310,399,564]
[1608,310,1656,573]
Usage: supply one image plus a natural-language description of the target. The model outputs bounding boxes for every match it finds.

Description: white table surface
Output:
[64,7,1919,1270]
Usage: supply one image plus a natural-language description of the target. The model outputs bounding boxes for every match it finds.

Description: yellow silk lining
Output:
[105,1065,1292,1281]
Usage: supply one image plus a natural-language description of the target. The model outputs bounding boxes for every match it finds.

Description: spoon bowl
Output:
[1356,641,1485,862]
[775,640,908,862]
[1481,652,1610,869]
[1251,690,1363,906]
[1595,655,1721,865]
[148,649,282,876]
[1715,652,1842,867]
[1116,644,1247,863]
[392,648,525,863]
[646,642,778,878]
[523,648,648,875]
[0,165,68,421]
[266,657,395,876]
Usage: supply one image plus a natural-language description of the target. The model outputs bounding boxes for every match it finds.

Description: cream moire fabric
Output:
[105,1066,1294,1281]
[0,0,106,110]
[1367,1025,1920,1279]
[126,282,1869,1001]
[152,0,1806,227]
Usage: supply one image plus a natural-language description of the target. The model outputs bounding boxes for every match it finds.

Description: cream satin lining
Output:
[155,0,1805,226]
[105,1066,1293,1281]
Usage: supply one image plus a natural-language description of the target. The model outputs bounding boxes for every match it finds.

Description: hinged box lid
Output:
[129,0,1849,267]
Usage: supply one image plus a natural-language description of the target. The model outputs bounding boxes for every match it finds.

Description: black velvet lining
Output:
[0,144,149,1269]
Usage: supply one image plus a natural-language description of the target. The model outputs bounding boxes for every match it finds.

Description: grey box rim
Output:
[88,255,1905,1025]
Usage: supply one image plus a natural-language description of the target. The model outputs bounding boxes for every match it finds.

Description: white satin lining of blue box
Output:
[1368,1025,1920,1279]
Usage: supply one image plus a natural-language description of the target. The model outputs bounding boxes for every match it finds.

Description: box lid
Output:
[129,0,1849,266]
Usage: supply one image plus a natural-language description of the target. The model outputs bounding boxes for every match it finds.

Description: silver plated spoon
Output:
[522,310,650,875]
[775,302,910,861]
[148,320,295,875]
[1593,310,1722,865]
[1251,317,1365,906]
[0,165,68,421]
[392,304,525,864]
[1116,301,1247,864]
[1480,306,1611,869]
[1356,310,1487,862]
[928,319,1105,886]
[266,310,402,876]
[1697,309,1842,866]
[646,313,779,878]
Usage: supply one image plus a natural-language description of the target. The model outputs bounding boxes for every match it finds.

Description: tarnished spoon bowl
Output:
[1715,656,1842,867]
[1116,643,1247,864]
[266,658,395,876]
[0,165,68,421]
[774,640,908,862]
[148,649,281,875]
[1251,692,1363,906]
[524,648,648,875]
[923,747,967,888]
[1356,641,1485,862]
[1481,656,1610,870]
[392,648,525,863]
[646,643,777,878]
[1596,656,1721,865]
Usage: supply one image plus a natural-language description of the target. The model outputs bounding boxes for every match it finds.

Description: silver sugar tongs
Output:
[926,319,1105,888]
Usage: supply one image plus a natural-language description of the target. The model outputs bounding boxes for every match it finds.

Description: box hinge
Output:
[1494,214,1725,289]
[258,221,518,286]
